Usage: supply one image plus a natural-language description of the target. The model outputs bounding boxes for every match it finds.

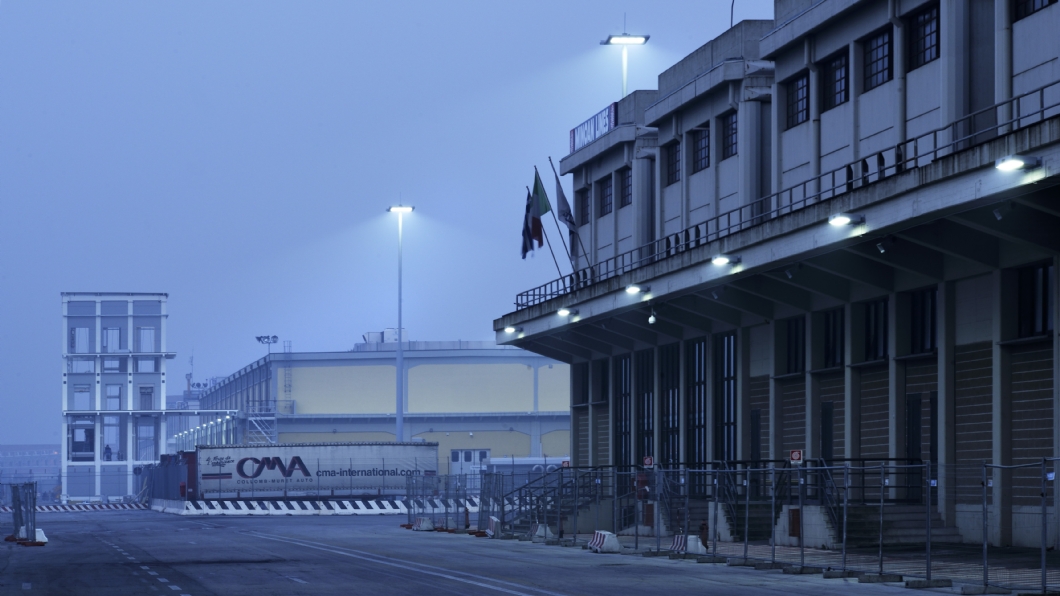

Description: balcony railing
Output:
[515,80,1060,310]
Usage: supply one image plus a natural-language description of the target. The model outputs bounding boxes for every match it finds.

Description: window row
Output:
[69,385,157,411]
[68,357,160,374]
[663,113,738,187]
[577,167,633,225]
[67,327,157,354]
[67,416,157,462]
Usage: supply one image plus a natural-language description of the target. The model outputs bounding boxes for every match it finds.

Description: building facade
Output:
[61,292,174,500]
[497,0,1060,547]
[190,336,570,475]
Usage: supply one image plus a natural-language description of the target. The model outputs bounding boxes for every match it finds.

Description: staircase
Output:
[837,505,963,547]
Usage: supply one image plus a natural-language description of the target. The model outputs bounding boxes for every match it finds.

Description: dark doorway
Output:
[713,333,737,462]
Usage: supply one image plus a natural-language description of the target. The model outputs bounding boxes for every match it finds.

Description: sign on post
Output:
[561,460,570,468]
[643,456,654,468]
[789,449,803,464]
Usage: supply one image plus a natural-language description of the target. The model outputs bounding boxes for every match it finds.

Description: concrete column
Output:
[889,294,907,463]
[585,363,594,467]
[738,98,762,206]
[634,151,656,250]
[705,336,716,463]
[937,281,958,526]
[738,327,752,460]
[770,322,784,460]
[992,269,1015,546]
[845,303,862,461]
[890,0,907,146]
[805,313,820,460]
[806,39,821,195]
[1054,256,1060,550]
[681,127,690,232]
[940,0,969,127]
[994,0,1012,132]
[849,42,861,161]
[653,347,661,462]
[94,301,102,411]
[770,83,782,211]
[679,342,688,464]
[94,416,101,497]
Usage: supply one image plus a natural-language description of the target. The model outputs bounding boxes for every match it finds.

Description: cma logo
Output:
[236,456,311,479]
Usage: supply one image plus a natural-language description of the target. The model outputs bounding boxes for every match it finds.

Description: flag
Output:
[553,170,577,231]
[520,189,534,259]
[530,168,551,247]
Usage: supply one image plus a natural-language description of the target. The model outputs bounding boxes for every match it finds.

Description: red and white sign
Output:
[561,460,570,468]
[789,449,803,464]
[642,456,654,467]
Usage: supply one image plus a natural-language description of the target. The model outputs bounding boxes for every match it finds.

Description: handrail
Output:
[515,79,1060,310]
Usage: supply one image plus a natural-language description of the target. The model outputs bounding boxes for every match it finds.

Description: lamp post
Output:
[600,33,649,98]
[387,205,413,442]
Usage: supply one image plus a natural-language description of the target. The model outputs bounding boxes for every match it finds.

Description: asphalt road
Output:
[0,511,929,595]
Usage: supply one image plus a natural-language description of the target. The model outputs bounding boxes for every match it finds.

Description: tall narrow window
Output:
[103,328,121,353]
[105,384,122,410]
[821,52,849,111]
[686,338,708,474]
[73,385,92,410]
[70,327,90,354]
[597,176,613,217]
[1017,263,1054,337]
[659,344,680,467]
[863,28,893,92]
[1015,0,1058,21]
[908,4,939,70]
[713,333,737,461]
[786,317,806,374]
[619,167,633,207]
[910,288,938,353]
[823,308,844,368]
[139,386,155,410]
[692,126,710,173]
[103,416,120,460]
[592,359,609,403]
[865,299,888,361]
[722,112,738,159]
[576,189,590,225]
[786,73,809,128]
[137,358,156,373]
[573,363,589,406]
[634,349,654,462]
[613,354,632,466]
[666,142,681,186]
[137,327,155,353]
[136,421,155,461]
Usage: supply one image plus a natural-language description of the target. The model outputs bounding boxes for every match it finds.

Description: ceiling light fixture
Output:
[557,308,578,317]
[504,326,523,334]
[712,254,740,266]
[648,309,657,325]
[626,283,649,294]
[995,155,1040,171]
[828,213,864,226]
[876,243,886,254]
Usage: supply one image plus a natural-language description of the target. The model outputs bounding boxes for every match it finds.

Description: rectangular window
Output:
[70,327,90,354]
[666,142,681,186]
[137,327,155,353]
[786,73,809,128]
[597,176,613,217]
[592,359,609,403]
[619,167,633,207]
[1015,0,1058,21]
[685,338,708,473]
[103,358,120,372]
[573,362,589,406]
[73,385,92,410]
[692,127,710,173]
[139,387,155,410]
[137,358,156,373]
[863,28,893,92]
[1017,263,1054,337]
[136,421,155,461]
[721,112,738,159]
[614,354,632,466]
[865,299,888,361]
[634,349,654,462]
[576,189,590,225]
[908,5,939,70]
[910,288,938,353]
[70,358,95,374]
[103,328,121,353]
[103,416,120,461]
[823,308,844,368]
[821,52,849,111]
[713,333,737,461]
[786,317,806,374]
[105,384,122,411]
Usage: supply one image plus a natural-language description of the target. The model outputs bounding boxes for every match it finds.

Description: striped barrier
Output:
[669,534,687,553]
[0,504,148,513]
[166,498,474,517]
[588,530,621,553]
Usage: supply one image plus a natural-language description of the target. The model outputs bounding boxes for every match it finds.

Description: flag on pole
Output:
[553,170,577,231]
[530,168,551,247]
[520,188,534,259]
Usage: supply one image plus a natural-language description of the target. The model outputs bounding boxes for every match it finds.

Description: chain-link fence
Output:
[405,474,471,530]
[479,460,1059,593]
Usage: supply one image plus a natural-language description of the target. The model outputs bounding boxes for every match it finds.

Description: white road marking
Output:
[158,578,169,583]
[248,532,568,596]
[148,571,158,576]
[127,556,136,560]
[168,585,181,590]
[287,577,308,584]
[21,583,31,590]
[141,566,151,570]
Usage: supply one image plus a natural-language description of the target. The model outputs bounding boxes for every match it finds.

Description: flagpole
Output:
[543,160,574,269]
[529,185,565,281]
[546,157,592,272]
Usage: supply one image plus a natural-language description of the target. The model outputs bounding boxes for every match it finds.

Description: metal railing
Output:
[515,79,1060,309]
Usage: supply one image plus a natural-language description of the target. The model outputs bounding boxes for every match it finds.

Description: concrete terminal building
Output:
[190,334,570,475]
[497,0,1060,547]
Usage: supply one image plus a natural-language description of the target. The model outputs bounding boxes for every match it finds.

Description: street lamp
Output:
[387,205,414,442]
[601,32,649,98]
[256,335,279,354]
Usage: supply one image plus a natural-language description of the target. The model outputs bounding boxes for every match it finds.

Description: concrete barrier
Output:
[587,531,622,553]
[685,535,708,555]
[412,517,435,531]
[487,516,499,538]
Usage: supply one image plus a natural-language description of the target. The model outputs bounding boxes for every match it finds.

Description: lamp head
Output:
[387,205,414,213]
[601,34,649,45]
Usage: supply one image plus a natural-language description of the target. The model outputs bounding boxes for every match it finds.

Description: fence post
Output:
[878,464,885,576]
[635,495,640,551]
[771,465,776,564]
[712,472,718,556]
[799,466,805,568]
[683,467,690,543]
[612,467,618,536]
[982,464,989,589]
[743,469,750,561]
[926,462,932,582]
[1042,458,1047,595]
[595,471,600,533]
[655,467,662,554]
[842,464,849,572]
[573,469,579,545]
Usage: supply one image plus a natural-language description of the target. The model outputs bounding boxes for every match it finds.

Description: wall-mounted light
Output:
[648,309,657,325]
[503,326,524,334]
[784,268,795,279]
[557,308,579,317]
[876,243,886,254]
[710,289,720,300]
[712,254,740,266]
[995,155,1040,172]
[828,213,864,226]
[626,283,649,294]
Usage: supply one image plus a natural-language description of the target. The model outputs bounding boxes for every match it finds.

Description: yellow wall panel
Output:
[408,364,532,413]
[537,364,571,411]
[541,430,570,459]
[413,431,531,473]
[279,432,395,443]
[292,365,394,414]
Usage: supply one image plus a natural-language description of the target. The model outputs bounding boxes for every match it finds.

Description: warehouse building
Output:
[496,0,1060,547]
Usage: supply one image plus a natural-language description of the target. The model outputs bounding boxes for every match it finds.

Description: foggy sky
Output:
[0,1,774,444]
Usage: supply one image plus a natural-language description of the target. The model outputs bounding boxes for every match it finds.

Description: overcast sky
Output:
[0,1,774,445]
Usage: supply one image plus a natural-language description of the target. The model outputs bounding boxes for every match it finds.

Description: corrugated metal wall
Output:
[780,379,806,454]
[1010,343,1054,506]
[819,372,845,459]
[955,341,993,504]
[748,375,770,460]
[859,367,890,460]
